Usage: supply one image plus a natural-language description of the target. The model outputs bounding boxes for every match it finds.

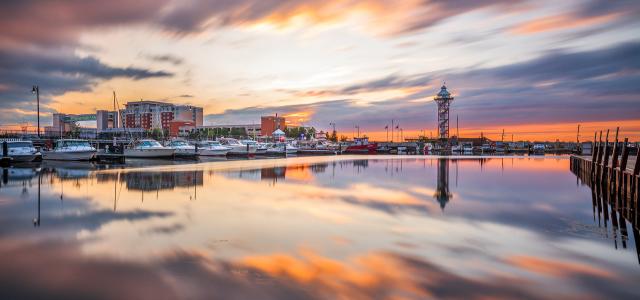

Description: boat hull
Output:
[198,149,229,156]
[8,153,40,162]
[124,148,175,158]
[227,145,257,155]
[344,144,378,154]
[173,148,198,158]
[43,150,96,161]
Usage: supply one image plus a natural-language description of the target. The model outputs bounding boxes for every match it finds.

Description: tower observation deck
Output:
[433,84,454,140]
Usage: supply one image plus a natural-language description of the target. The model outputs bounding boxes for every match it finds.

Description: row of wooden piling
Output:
[570,127,640,230]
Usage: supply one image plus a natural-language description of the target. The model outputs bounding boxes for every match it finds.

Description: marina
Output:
[1,155,638,298]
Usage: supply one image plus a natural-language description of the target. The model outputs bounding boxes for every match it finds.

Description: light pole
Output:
[385,125,389,142]
[32,86,40,137]
[329,122,336,141]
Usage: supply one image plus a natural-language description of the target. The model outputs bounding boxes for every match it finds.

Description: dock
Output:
[570,128,640,229]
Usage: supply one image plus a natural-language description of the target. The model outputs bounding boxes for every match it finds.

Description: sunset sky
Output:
[1,0,639,141]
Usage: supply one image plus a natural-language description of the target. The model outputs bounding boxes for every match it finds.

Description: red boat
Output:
[344,137,378,154]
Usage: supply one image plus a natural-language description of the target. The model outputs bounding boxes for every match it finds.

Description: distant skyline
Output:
[1,0,639,141]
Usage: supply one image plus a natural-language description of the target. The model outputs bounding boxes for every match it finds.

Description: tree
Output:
[339,135,348,142]
[330,130,338,142]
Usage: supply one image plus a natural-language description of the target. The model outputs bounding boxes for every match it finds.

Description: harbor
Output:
[1,155,639,298]
[2,1,640,298]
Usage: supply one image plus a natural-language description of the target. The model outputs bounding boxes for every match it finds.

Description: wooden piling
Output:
[570,127,637,230]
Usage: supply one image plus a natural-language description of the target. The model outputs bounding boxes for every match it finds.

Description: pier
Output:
[570,128,640,230]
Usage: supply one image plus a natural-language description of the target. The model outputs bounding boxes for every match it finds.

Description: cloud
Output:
[0,46,172,124]
[210,41,639,132]
[509,0,640,36]
[142,53,184,66]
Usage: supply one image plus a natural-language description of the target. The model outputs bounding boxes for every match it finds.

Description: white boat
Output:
[124,139,175,158]
[451,144,462,152]
[0,140,41,162]
[220,138,257,155]
[42,139,96,161]
[266,143,298,155]
[462,142,474,153]
[197,141,231,156]
[167,140,198,158]
[241,140,268,154]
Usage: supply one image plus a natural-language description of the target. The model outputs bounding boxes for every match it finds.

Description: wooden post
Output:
[596,131,604,180]
[591,131,598,177]
[619,138,630,197]
[601,130,610,183]
[634,147,640,176]
[611,127,620,170]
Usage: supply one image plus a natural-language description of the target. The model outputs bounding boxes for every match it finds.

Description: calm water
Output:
[0,156,638,299]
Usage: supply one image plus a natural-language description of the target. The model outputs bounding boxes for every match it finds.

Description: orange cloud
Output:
[510,13,621,35]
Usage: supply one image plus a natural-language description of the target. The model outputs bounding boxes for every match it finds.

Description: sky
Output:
[0,0,639,141]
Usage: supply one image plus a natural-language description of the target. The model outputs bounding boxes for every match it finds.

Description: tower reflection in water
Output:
[434,158,451,210]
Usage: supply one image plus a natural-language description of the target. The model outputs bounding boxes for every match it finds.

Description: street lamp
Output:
[32,85,40,137]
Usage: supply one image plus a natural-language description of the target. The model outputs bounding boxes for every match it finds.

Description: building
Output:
[44,113,96,137]
[261,115,286,136]
[96,110,119,132]
[196,124,261,137]
[120,101,203,130]
[169,120,195,137]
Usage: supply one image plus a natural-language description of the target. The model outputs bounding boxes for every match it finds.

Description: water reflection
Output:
[1,156,639,299]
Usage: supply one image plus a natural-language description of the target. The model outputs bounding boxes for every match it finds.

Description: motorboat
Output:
[344,137,377,154]
[197,141,231,156]
[0,140,41,162]
[241,140,269,154]
[266,143,298,155]
[124,139,175,158]
[42,139,96,161]
[532,143,546,154]
[219,138,257,155]
[451,144,463,152]
[462,142,474,153]
[167,140,198,158]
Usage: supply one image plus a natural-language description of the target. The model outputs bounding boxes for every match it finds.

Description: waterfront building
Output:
[119,101,203,130]
[169,120,196,137]
[96,110,119,132]
[261,115,286,136]
[196,124,261,137]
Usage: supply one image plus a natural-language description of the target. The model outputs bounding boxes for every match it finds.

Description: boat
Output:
[197,141,231,156]
[42,139,96,161]
[532,143,546,154]
[167,140,198,158]
[495,142,506,153]
[219,138,257,155]
[344,137,377,154]
[241,140,268,155]
[461,142,474,153]
[124,139,175,158]
[451,144,462,152]
[266,143,298,155]
[0,140,41,162]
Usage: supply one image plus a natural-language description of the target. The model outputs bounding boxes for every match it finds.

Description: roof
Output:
[272,129,285,135]
[436,84,451,98]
